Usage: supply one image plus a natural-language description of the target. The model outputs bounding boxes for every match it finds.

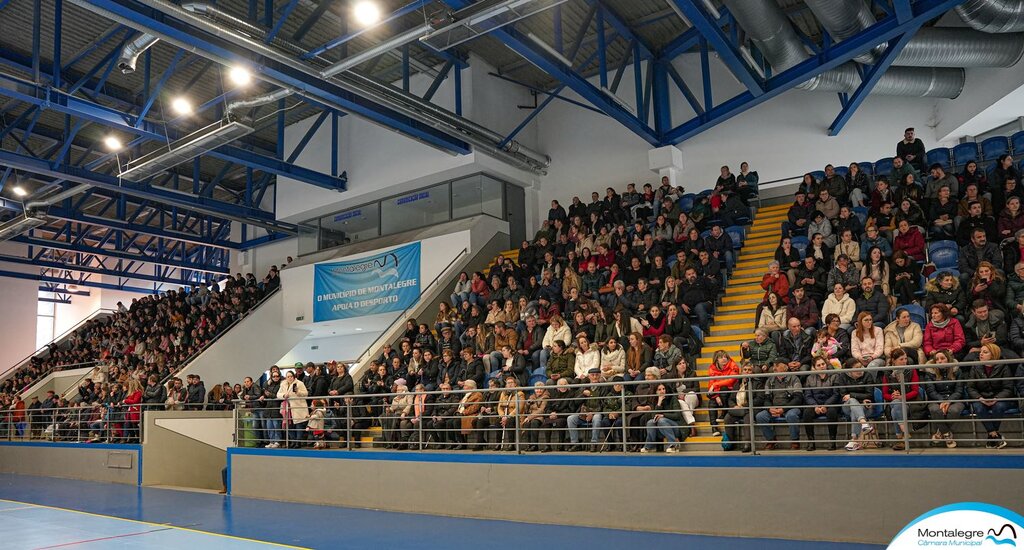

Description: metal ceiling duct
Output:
[0,211,47,243]
[140,0,552,173]
[894,27,1024,67]
[721,0,964,98]
[956,0,1024,33]
[117,33,160,74]
[803,0,885,64]
[118,120,255,181]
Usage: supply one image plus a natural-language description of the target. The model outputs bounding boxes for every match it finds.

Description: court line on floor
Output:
[0,498,309,549]
[34,527,174,550]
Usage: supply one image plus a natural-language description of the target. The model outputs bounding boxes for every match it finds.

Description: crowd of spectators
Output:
[0,263,285,437]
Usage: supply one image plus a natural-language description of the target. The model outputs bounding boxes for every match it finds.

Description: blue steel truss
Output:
[0,0,965,295]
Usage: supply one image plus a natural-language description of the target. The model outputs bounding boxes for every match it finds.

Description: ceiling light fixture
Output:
[103,135,122,151]
[353,1,381,26]
[171,96,192,115]
[12,186,27,197]
[229,66,252,86]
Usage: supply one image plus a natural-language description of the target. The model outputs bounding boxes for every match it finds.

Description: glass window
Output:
[297,222,319,256]
[380,183,450,235]
[451,175,483,219]
[320,205,380,249]
[480,175,505,219]
[37,292,54,349]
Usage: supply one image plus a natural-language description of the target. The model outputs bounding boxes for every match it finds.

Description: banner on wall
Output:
[313,242,421,322]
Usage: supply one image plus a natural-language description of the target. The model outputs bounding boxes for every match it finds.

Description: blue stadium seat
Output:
[678,194,695,212]
[790,236,809,258]
[700,229,711,239]
[857,162,874,177]
[852,206,868,226]
[833,166,849,177]
[981,136,1010,161]
[926,147,951,169]
[697,189,713,197]
[1011,130,1024,155]
[725,226,745,248]
[810,170,826,182]
[952,142,979,167]
[929,248,958,270]
[928,239,958,256]
[874,158,893,177]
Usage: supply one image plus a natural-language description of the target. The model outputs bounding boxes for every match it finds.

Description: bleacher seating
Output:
[952,142,979,167]
[981,136,1010,161]
[926,147,951,169]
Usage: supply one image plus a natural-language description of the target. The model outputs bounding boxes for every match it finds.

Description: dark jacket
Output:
[778,330,813,366]
[836,371,876,403]
[143,383,167,407]
[958,242,1003,277]
[965,364,1015,400]
[855,290,890,323]
[803,373,841,407]
[328,374,354,396]
[186,382,206,410]
[762,374,804,408]
[923,367,963,401]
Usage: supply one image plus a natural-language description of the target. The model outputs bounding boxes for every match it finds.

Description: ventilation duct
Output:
[894,27,1024,67]
[721,0,964,98]
[956,0,1024,33]
[803,0,885,64]
[0,211,47,242]
[117,34,160,74]
[225,88,294,117]
[80,0,551,173]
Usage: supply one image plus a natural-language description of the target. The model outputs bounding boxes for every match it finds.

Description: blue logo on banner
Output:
[313,242,420,322]
[396,191,429,205]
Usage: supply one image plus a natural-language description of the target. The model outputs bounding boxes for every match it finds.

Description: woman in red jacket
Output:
[893,220,925,262]
[123,377,144,443]
[707,350,740,436]
[922,304,966,358]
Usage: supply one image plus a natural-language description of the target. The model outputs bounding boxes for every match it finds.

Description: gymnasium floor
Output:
[0,474,883,549]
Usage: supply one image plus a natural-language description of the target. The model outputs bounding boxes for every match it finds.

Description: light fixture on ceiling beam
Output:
[420,0,569,51]
[118,120,255,182]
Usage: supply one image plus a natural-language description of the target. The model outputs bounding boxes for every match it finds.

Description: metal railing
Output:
[349,248,469,377]
[10,360,101,398]
[0,402,152,444]
[230,359,1024,454]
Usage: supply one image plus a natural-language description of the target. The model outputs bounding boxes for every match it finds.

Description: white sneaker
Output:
[995,435,1008,449]
[930,431,943,446]
[860,423,873,434]
[666,445,680,453]
[943,433,957,449]
[712,430,722,437]
[845,441,861,451]
[640,447,652,453]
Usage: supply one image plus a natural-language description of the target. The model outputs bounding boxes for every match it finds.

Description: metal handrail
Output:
[351,247,470,371]
[0,403,148,444]
[158,285,282,386]
[14,360,102,398]
[0,308,115,382]
[231,358,1024,453]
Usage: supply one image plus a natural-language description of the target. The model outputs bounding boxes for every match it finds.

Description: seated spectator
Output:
[893,220,925,262]
[802,356,840,451]
[778,317,814,372]
[706,350,739,436]
[928,185,957,240]
[959,162,989,197]
[838,359,877,452]
[956,201,998,246]
[599,337,625,379]
[923,271,967,320]
[964,300,1008,355]
[827,253,860,297]
[860,226,892,263]
[884,307,924,364]
[851,311,885,370]
[847,162,870,207]
[895,198,926,229]
[816,189,840,221]
[1003,231,1024,275]
[783,191,812,237]
[991,174,1022,216]
[967,261,1006,314]
[820,313,852,361]
[757,291,788,334]
[834,207,864,246]
[741,328,779,373]
[922,350,963,448]
[775,236,803,287]
[822,283,856,330]
[926,164,959,203]
[959,227,1003,286]
[806,232,833,270]
[965,343,1013,449]
[855,276,890,326]
[755,362,804,451]
[760,261,790,305]
[1006,260,1024,314]
[703,224,735,271]
[867,201,897,241]
[787,286,819,331]
[679,267,714,331]
[567,369,612,451]
[881,348,925,451]
[890,251,921,306]
[640,383,684,453]
[923,303,966,358]
[993,154,1020,194]
[998,196,1024,240]
[722,362,761,453]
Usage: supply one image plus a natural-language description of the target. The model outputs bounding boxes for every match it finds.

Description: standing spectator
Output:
[896,128,926,173]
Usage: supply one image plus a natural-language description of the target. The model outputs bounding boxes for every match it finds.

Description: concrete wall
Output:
[228,451,1023,545]
[0,276,39,373]
[0,442,139,484]
[176,291,311,387]
[142,411,231,491]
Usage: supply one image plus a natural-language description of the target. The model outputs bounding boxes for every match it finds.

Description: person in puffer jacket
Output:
[923,304,966,358]
[922,272,968,320]
[923,350,964,448]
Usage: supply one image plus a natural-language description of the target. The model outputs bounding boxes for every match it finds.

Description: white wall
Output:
[278,331,376,365]
[935,65,1024,140]
[0,276,39,372]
